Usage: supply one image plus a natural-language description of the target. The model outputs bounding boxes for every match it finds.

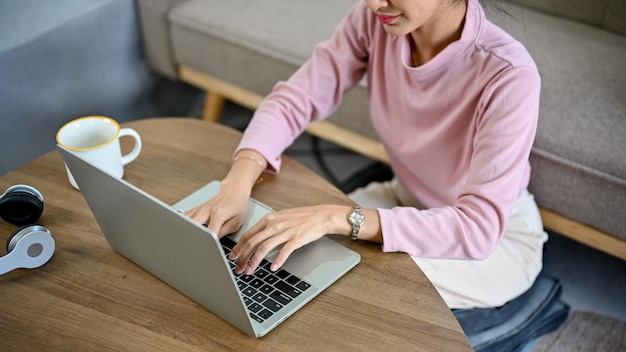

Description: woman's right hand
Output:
[186,149,268,237]
[185,178,252,238]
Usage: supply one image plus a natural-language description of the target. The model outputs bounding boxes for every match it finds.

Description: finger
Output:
[185,207,209,226]
[243,223,309,275]
[268,240,300,272]
[206,208,234,236]
[243,235,285,274]
[217,217,243,238]
[229,216,271,260]
[232,232,274,274]
[232,226,281,274]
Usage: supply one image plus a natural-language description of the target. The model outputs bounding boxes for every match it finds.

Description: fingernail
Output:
[270,263,279,272]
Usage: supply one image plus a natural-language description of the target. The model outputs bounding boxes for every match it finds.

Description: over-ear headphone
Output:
[0,185,55,275]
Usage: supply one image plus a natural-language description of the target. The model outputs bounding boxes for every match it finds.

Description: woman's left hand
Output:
[228,204,349,275]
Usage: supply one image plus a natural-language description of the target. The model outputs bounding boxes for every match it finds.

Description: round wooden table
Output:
[0,118,471,351]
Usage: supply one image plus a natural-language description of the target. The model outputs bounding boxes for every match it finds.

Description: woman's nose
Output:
[365,0,390,11]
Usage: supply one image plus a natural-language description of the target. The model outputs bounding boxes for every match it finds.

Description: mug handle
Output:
[119,128,142,165]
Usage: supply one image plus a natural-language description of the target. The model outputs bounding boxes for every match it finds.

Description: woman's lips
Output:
[377,14,399,25]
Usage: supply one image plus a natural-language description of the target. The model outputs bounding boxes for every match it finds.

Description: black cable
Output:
[309,136,394,193]
[310,136,341,186]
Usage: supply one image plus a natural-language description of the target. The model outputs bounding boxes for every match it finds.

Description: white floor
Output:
[218,102,626,323]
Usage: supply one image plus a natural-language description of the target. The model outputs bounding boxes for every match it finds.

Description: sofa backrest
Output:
[505,0,626,35]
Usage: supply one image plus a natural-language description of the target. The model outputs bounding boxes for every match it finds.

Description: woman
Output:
[187,0,548,310]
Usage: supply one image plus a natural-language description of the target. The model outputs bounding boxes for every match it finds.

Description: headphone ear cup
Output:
[0,185,44,226]
[6,224,29,253]
[2,224,55,274]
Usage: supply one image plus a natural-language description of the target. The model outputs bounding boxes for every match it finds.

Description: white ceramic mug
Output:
[56,116,142,190]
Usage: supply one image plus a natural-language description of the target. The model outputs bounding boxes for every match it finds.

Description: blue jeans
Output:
[453,273,570,352]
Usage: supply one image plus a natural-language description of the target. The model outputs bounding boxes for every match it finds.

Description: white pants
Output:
[348,179,548,309]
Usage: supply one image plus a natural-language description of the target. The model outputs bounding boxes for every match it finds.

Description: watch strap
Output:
[348,205,364,241]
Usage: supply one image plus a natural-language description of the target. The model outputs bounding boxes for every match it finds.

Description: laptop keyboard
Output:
[220,236,311,324]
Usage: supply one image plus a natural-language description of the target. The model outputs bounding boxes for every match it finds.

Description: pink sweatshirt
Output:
[238,0,540,260]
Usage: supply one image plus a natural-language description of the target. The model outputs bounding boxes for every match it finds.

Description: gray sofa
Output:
[136,0,626,260]
[0,0,201,176]
[0,0,152,176]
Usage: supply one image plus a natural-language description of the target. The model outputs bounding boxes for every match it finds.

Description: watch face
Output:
[349,211,365,225]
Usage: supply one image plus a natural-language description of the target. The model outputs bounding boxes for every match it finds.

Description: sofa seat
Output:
[141,0,626,258]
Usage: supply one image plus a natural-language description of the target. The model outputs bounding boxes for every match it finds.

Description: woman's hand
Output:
[187,149,268,237]
[228,204,353,275]
[185,179,252,238]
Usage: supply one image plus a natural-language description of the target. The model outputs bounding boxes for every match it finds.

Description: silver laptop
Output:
[58,146,360,338]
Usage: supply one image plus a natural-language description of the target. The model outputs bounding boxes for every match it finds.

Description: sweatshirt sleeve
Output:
[380,66,541,260]
[236,3,371,172]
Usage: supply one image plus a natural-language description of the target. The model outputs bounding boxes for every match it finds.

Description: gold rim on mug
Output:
[56,116,121,151]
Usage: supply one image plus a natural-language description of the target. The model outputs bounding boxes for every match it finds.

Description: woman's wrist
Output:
[360,208,382,243]
[325,205,382,243]
[223,149,267,191]
[233,149,267,169]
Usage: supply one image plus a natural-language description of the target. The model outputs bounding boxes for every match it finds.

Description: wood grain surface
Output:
[0,118,471,351]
